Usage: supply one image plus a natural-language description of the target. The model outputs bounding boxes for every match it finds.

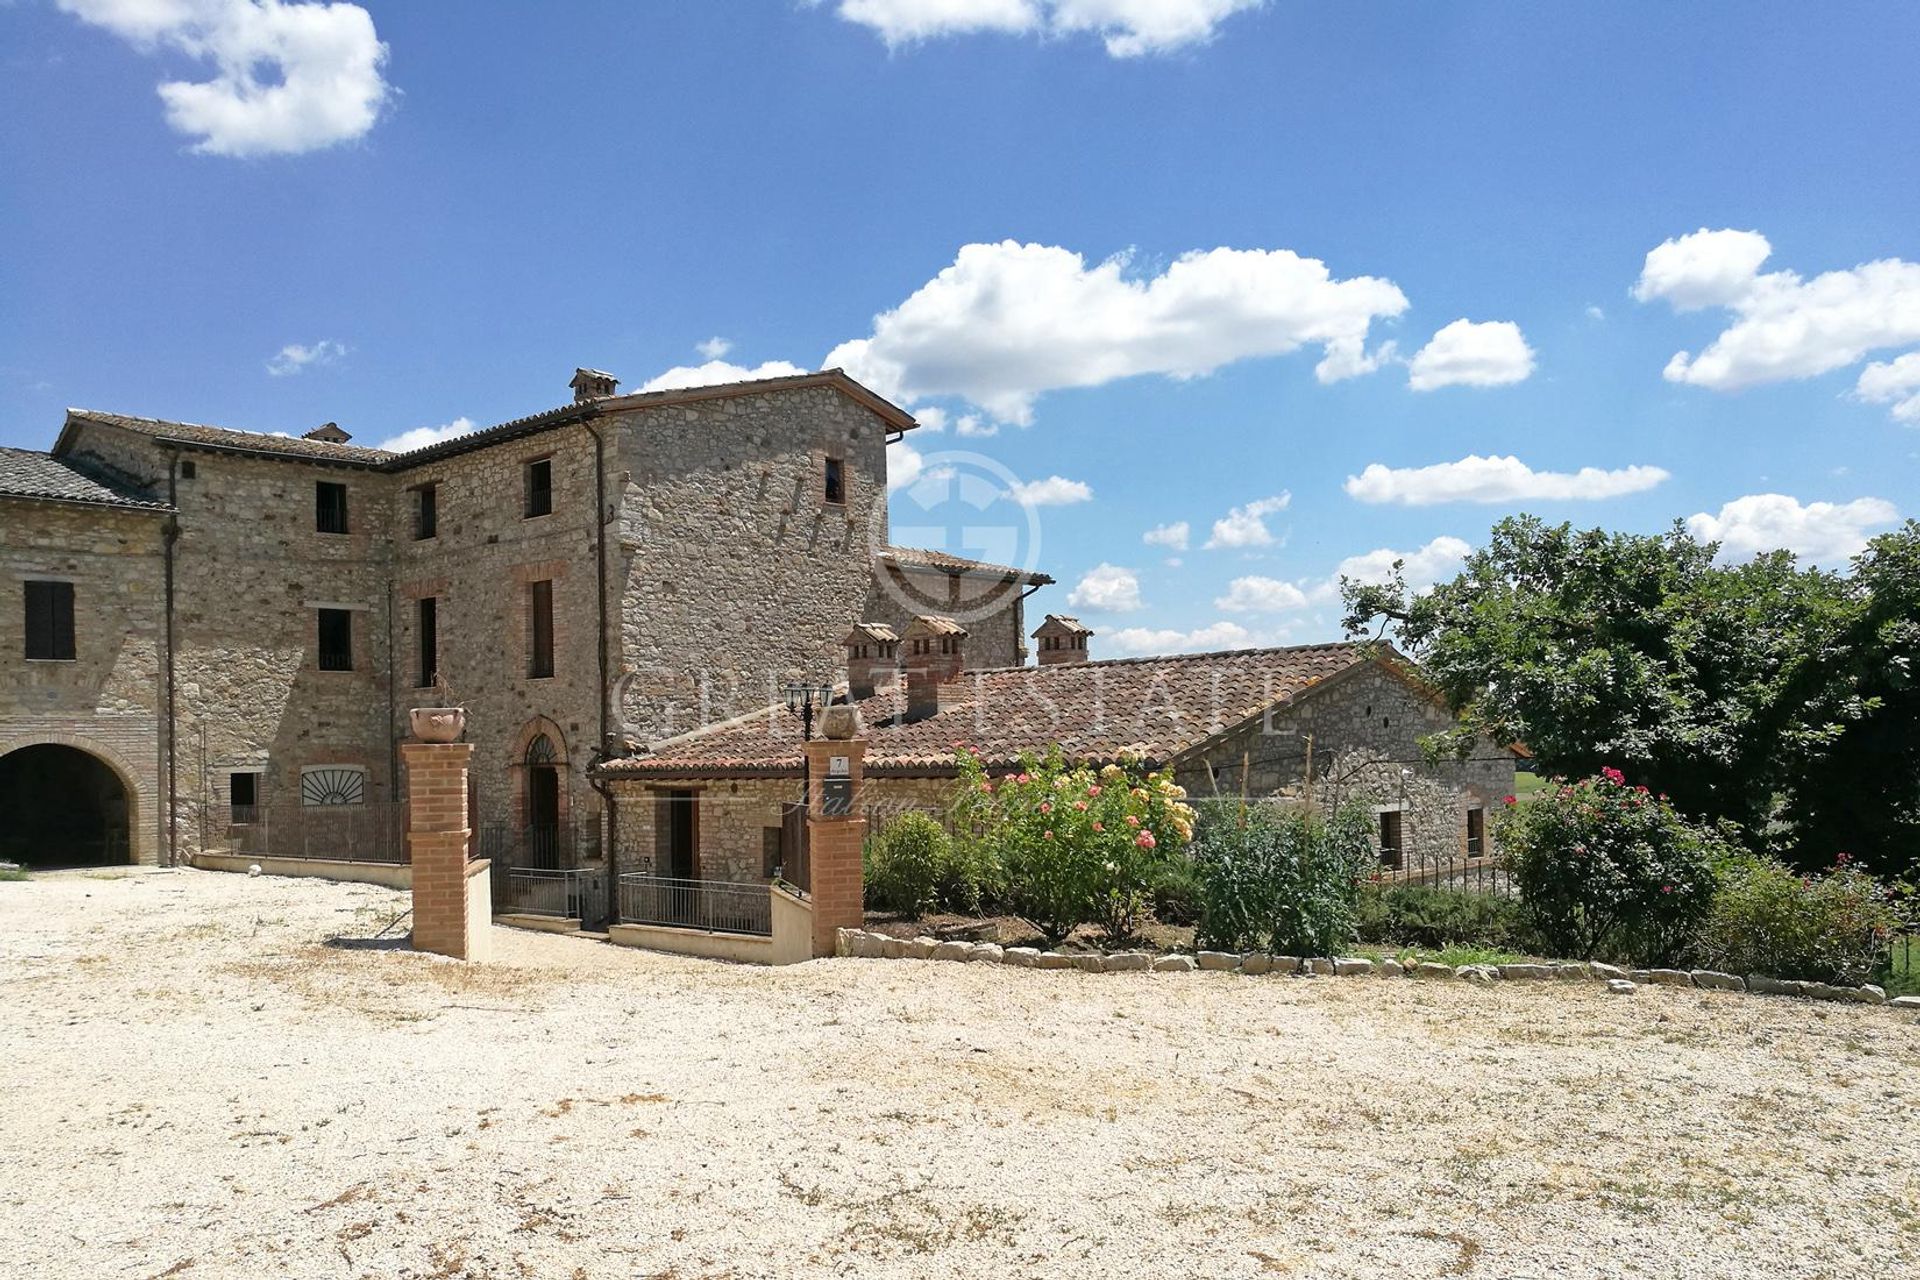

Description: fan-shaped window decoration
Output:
[525,734,558,766]
[301,766,366,806]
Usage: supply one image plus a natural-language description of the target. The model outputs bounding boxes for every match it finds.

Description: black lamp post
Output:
[782,682,833,887]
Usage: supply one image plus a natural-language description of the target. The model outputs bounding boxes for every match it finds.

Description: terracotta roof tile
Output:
[599,641,1380,778]
[0,446,172,511]
[67,410,393,465]
[879,544,1054,586]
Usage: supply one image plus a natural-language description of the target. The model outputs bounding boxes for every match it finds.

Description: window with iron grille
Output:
[528,580,554,678]
[228,772,260,823]
[315,481,349,534]
[317,608,353,671]
[1378,810,1404,870]
[24,580,76,660]
[824,456,845,505]
[1466,806,1485,856]
[414,483,438,540]
[525,458,553,518]
[417,597,438,688]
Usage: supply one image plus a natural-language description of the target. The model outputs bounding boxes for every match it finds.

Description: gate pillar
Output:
[402,741,490,961]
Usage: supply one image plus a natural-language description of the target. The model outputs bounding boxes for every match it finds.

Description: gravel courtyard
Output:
[2,869,1914,1280]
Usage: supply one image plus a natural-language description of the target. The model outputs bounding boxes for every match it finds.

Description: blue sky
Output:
[4,2,1917,655]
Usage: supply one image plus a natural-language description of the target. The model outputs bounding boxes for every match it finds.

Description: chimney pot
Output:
[1032,614,1094,666]
[303,421,352,443]
[570,367,620,403]
[843,622,900,701]
[902,615,967,720]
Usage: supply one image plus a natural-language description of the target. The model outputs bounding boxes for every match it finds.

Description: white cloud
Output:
[638,359,811,393]
[1105,619,1259,657]
[265,338,345,377]
[1320,535,1473,599]
[826,0,1263,57]
[823,240,1408,425]
[1856,352,1920,425]
[1204,493,1289,549]
[1686,493,1901,565]
[696,336,733,359]
[59,0,391,157]
[377,416,475,454]
[1215,575,1308,613]
[1344,454,1670,506]
[1585,304,1606,321]
[953,414,998,437]
[1143,520,1189,551]
[1634,228,1920,409]
[1005,475,1093,506]
[1067,562,1144,612]
[1406,319,1535,391]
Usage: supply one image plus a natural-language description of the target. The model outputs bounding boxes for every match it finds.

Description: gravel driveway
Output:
[2,867,1914,1279]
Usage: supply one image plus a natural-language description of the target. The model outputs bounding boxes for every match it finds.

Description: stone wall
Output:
[1177,663,1515,869]
[610,777,803,883]
[0,498,167,864]
[862,565,1029,671]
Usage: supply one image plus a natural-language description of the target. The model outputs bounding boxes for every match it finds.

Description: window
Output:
[228,772,259,823]
[1466,806,1485,856]
[417,597,439,688]
[525,458,553,518]
[1378,810,1404,870]
[301,766,366,806]
[528,580,554,678]
[762,827,784,879]
[317,608,353,671]
[824,457,845,505]
[179,460,197,480]
[414,483,438,540]
[315,481,349,534]
[24,581,76,660]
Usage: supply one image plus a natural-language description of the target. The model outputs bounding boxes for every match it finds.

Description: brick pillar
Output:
[803,738,867,958]
[402,742,490,962]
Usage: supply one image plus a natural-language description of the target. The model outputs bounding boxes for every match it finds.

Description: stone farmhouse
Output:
[1,364,1514,909]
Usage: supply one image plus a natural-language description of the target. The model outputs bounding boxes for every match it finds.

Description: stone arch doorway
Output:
[509,718,572,868]
[0,743,133,867]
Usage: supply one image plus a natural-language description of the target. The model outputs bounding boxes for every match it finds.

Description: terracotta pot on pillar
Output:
[408,707,467,743]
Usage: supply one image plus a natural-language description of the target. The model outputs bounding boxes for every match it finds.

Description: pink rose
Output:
[1125,815,1140,828]
[1039,801,1052,814]
[1073,800,1087,811]
[1092,821,1104,832]
[1087,784,1101,797]
[1043,830,1054,840]
[1135,831,1156,849]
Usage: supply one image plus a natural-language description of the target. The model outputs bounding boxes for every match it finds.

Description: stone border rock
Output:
[835,929,1906,1011]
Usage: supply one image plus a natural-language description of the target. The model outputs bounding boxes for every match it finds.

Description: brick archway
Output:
[0,732,152,866]
[508,716,572,836]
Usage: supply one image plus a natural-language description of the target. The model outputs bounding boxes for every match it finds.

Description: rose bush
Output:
[1691,852,1902,985]
[1498,767,1726,962]
[950,747,1196,943]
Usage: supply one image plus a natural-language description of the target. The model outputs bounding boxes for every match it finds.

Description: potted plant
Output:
[409,673,467,743]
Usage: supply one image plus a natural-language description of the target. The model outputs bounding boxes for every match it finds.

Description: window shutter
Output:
[51,582,74,659]
[653,795,671,872]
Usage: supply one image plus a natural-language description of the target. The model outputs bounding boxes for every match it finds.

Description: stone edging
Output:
[835,929,1920,1012]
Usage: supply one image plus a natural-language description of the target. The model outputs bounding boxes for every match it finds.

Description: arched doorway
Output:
[524,733,562,867]
[0,744,132,867]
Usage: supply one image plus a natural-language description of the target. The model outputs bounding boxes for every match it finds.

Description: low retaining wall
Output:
[834,929,1915,1012]
[192,852,410,891]
[609,885,814,965]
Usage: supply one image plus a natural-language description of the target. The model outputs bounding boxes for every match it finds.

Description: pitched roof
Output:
[0,446,172,511]
[879,544,1054,586]
[598,641,1380,779]
[56,369,920,473]
[1033,613,1092,637]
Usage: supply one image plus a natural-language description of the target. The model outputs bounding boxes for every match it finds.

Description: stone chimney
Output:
[1032,614,1094,666]
[303,422,351,443]
[902,615,966,720]
[843,622,900,701]
[570,367,619,403]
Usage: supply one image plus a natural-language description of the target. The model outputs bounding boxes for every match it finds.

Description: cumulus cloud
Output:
[59,0,392,157]
[696,336,733,359]
[1067,562,1144,612]
[1204,493,1290,550]
[1215,575,1308,613]
[1320,535,1473,598]
[1686,493,1901,565]
[823,241,1408,425]
[825,0,1263,57]
[886,441,953,491]
[1856,352,1920,425]
[1105,619,1260,657]
[1143,520,1189,551]
[1634,228,1920,413]
[1005,475,1093,506]
[638,359,811,393]
[265,338,346,377]
[1406,319,1535,391]
[1344,454,1670,506]
[377,416,475,454]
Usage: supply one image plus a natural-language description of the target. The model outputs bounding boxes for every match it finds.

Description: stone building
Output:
[596,615,1520,881]
[0,369,1047,869]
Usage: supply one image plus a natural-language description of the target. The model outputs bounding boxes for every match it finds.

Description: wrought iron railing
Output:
[618,873,772,936]
[475,818,601,871]
[204,802,404,864]
[500,866,605,920]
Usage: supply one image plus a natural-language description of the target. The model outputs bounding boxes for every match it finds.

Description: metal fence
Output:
[475,818,601,871]
[618,872,772,936]
[498,866,606,921]
[1373,853,1517,898]
[203,802,405,864]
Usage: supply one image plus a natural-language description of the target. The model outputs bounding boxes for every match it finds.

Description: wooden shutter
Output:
[24,581,74,660]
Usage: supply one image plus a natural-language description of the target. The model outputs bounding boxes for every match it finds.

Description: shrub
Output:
[864,812,951,919]
[1150,855,1203,926]
[1498,767,1724,962]
[950,747,1196,944]
[1190,799,1374,956]
[1692,854,1902,985]
[1355,884,1530,952]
